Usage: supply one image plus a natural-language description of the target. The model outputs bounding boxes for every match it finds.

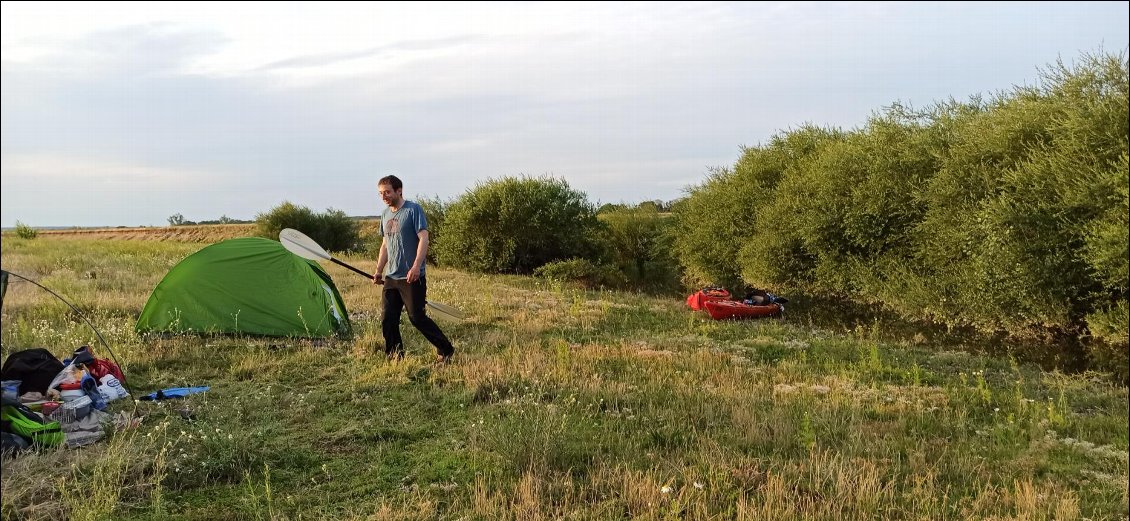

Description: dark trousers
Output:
[381,277,454,358]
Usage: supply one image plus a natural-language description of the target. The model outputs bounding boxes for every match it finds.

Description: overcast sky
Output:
[2,1,1127,227]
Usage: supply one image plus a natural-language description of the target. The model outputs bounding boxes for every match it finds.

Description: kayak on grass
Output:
[686,287,731,310]
[702,299,783,320]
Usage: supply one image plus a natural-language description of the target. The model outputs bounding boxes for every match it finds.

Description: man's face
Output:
[378,184,403,207]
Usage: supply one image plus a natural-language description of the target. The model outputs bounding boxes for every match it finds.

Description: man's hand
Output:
[375,241,388,285]
[406,265,421,283]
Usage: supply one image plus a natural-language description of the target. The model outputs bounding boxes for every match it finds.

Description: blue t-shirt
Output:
[379,200,428,280]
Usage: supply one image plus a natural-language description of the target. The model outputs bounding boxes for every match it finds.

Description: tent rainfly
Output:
[136,237,350,338]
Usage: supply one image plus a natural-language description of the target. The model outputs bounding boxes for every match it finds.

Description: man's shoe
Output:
[435,354,453,365]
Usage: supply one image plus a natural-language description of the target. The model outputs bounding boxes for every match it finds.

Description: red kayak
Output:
[686,287,731,310]
[702,299,783,320]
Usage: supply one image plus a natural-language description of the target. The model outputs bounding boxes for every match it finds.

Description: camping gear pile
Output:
[1,345,131,453]
[686,286,787,320]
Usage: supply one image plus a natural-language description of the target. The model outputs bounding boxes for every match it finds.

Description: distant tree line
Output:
[167,213,253,226]
[597,199,680,214]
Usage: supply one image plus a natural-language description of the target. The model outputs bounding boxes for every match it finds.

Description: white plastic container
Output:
[60,389,86,402]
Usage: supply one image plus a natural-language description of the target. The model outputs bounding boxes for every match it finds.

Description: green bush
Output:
[316,209,362,252]
[948,53,1127,333]
[436,176,605,273]
[1082,154,1129,293]
[741,104,943,302]
[672,125,842,292]
[14,221,38,239]
[598,206,681,292]
[416,195,449,265]
[533,258,627,289]
[255,202,361,253]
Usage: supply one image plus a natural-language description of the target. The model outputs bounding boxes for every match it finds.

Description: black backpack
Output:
[1,348,64,396]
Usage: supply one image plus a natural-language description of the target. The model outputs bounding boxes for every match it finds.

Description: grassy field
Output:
[1,232,1127,520]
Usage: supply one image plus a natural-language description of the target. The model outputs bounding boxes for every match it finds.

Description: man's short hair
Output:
[378,175,403,190]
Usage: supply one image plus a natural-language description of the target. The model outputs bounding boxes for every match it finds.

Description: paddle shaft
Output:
[280,228,463,320]
[318,250,463,320]
[331,258,374,279]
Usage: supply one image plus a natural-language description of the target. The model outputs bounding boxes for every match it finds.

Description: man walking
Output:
[372,175,455,363]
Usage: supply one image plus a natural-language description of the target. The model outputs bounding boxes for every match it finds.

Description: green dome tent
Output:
[137,237,350,338]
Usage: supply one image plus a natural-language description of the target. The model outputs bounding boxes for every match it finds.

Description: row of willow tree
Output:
[257,52,1127,356]
[672,53,1127,348]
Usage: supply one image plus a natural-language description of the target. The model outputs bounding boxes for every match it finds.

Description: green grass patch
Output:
[1,237,1126,520]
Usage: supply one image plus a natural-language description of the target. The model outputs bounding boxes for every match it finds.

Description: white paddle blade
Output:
[279,228,331,261]
[427,301,465,320]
